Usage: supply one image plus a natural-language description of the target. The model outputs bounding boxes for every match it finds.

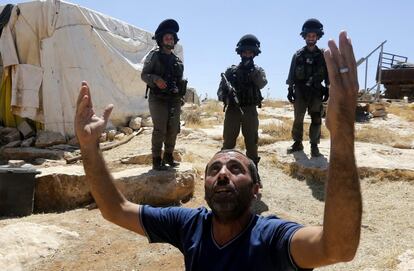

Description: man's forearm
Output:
[323,131,362,261]
[81,145,127,221]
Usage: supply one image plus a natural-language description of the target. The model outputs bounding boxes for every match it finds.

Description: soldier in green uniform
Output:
[217,34,268,186]
[286,19,330,157]
[141,19,187,170]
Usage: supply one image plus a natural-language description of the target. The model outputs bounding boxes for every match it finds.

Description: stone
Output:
[129,117,142,130]
[107,129,117,141]
[397,250,414,271]
[141,117,153,127]
[35,131,66,148]
[265,140,414,182]
[114,133,125,141]
[21,137,35,147]
[121,151,182,165]
[99,132,107,142]
[34,163,197,212]
[3,140,21,148]
[7,160,26,167]
[17,121,35,138]
[1,147,64,161]
[1,129,21,144]
[120,126,133,135]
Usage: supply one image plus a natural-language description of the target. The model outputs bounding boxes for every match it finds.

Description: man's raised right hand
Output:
[75,81,113,149]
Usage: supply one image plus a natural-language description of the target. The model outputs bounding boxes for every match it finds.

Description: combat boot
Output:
[163,152,180,168]
[311,144,322,157]
[152,156,168,171]
[287,141,304,154]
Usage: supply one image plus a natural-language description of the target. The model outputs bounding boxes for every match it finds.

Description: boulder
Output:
[1,147,64,161]
[121,151,183,165]
[129,117,142,130]
[17,121,35,138]
[107,129,117,141]
[35,131,66,148]
[3,140,21,148]
[21,137,35,147]
[141,117,153,127]
[265,140,414,182]
[120,126,133,135]
[34,163,197,212]
[0,128,21,144]
[114,133,125,141]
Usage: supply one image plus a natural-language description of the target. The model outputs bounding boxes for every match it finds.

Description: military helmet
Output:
[300,18,324,39]
[153,19,180,45]
[235,34,261,56]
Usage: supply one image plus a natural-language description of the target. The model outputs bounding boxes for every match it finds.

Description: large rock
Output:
[0,128,21,144]
[0,222,79,271]
[265,140,414,182]
[34,163,197,212]
[129,117,142,130]
[141,117,153,127]
[35,131,66,148]
[1,147,65,161]
[397,250,414,271]
[121,151,183,165]
[17,120,35,138]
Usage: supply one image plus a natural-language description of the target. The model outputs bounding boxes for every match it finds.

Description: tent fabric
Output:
[0,0,183,135]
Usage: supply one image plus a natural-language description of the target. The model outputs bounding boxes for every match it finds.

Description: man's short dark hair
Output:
[204,149,259,184]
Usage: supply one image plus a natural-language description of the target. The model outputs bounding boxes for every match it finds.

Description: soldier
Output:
[217,34,268,187]
[286,18,330,157]
[141,19,187,170]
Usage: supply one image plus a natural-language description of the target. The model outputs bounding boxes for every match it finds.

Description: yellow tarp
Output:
[0,67,21,127]
[0,67,43,131]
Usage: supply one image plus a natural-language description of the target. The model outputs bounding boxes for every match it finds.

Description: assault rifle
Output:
[220,73,244,114]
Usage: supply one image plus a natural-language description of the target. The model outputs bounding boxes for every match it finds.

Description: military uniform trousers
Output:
[148,94,181,157]
[222,104,259,163]
[292,86,323,144]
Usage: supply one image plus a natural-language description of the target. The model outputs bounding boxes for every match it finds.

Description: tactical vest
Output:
[294,47,326,86]
[222,65,263,107]
[146,50,186,97]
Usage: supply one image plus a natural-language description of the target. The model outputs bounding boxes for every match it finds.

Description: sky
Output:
[4,0,414,99]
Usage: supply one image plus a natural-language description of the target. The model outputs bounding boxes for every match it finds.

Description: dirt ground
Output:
[1,103,414,271]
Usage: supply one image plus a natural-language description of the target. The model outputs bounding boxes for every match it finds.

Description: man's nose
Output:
[217,166,229,180]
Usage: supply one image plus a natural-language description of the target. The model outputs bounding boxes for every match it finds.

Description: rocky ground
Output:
[1,100,413,271]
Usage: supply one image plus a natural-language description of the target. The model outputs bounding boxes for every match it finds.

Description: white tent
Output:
[0,0,184,135]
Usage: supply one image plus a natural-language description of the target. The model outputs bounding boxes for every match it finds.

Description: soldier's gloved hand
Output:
[322,87,329,102]
[287,86,295,103]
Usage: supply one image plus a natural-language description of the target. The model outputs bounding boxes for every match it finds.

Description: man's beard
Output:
[163,43,175,50]
[306,40,317,47]
[205,181,254,223]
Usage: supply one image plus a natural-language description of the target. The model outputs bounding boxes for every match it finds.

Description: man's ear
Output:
[253,183,260,198]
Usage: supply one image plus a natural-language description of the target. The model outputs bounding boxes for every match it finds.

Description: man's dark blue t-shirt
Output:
[140,205,306,271]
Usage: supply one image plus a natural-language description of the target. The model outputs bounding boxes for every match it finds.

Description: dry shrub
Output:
[356,126,412,146]
[182,108,201,125]
[262,99,289,108]
[258,136,278,146]
[387,103,414,122]
[201,100,224,116]
[182,152,196,163]
[260,120,292,141]
[236,136,246,150]
[359,167,414,182]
